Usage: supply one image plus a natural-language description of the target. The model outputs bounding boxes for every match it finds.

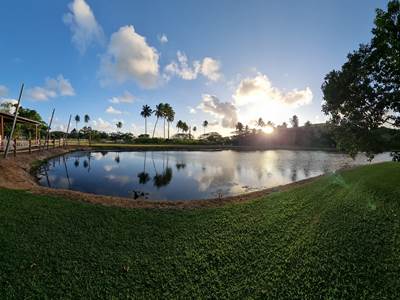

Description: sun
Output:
[264,126,274,134]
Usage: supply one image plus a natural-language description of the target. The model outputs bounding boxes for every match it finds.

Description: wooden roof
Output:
[0,111,42,126]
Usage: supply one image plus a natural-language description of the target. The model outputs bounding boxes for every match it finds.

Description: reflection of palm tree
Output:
[137,152,150,184]
[176,162,186,170]
[74,158,80,168]
[115,154,120,164]
[153,167,173,188]
[138,172,150,184]
[83,160,89,168]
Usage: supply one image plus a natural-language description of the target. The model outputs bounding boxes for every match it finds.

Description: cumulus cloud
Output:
[200,57,221,81]
[105,106,122,114]
[100,25,160,88]
[188,106,196,114]
[63,0,105,54]
[27,75,75,101]
[233,73,312,107]
[198,94,238,128]
[0,99,18,114]
[0,85,8,97]
[158,33,168,44]
[164,52,222,82]
[109,91,135,104]
[91,118,114,132]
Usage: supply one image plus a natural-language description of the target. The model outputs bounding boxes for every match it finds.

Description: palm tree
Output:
[152,103,165,138]
[235,122,244,134]
[116,121,123,131]
[163,103,174,139]
[84,114,90,145]
[166,108,175,139]
[176,120,183,133]
[140,105,153,136]
[192,126,197,138]
[202,120,208,134]
[74,114,80,145]
[257,117,265,129]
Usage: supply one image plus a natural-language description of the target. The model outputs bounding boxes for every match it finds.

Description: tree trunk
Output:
[152,117,159,138]
[167,122,170,139]
[145,117,147,135]
[163,118,166,139]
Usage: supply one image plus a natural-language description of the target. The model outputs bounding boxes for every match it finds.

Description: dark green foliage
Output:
[1,163,400,298]
[322,1,400,159]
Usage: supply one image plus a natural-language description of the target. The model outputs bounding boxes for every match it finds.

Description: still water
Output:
[38,150,391,201]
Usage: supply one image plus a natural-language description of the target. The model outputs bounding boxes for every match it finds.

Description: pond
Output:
[37,150,391,201]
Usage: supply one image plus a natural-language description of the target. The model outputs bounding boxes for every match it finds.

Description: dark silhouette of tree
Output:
[290,115,299,128]
[164,104,175,139]
[202,120,208,134]
[152,103,165,138]
[140,105,153,136]
[304,121,312,127]
[74,114,80,145]
[322,1,400,159]
[257,117,265,129]
[235,122,244,134]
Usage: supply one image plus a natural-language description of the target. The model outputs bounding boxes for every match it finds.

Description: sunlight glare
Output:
[264,126,274,134]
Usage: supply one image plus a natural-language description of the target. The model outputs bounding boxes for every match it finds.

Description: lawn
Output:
[1,162,400,299]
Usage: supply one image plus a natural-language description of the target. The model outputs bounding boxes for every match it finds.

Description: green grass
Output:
[1,163,400,299]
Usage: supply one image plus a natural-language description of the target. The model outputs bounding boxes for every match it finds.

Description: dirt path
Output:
[0,147,320,209]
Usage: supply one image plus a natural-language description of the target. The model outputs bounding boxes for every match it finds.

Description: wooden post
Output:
[46,109,55,150]
[0,116,4,140]
[29,139,32,154]
[4,84,24,158]
[64,114,71,148]
[13,139,17,157]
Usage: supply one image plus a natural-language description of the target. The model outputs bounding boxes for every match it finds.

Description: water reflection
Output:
[38,150,391,201]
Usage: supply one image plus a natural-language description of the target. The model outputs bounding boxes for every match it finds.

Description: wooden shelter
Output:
[0,111,42,141]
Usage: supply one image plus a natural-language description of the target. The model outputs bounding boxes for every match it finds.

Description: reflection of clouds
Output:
[104,174,131,184]
[104,165,117,172]
[91,152,104,160]
[41,150,392,200]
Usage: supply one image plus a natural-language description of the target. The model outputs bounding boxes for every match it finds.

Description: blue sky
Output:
[0,0,388,135]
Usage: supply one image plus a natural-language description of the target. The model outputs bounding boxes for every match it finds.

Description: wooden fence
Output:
[0,138,67,156]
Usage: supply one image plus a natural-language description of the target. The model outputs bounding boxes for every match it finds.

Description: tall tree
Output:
[202,120,208,134]
[257,117,265,129]
[152,103,165,138]
[74,114,80,145]
[290,115,299,128]
[322,1,400,159]
[116,121,123,131]
[164,103,175,139]
[84,114,90,144]
[140,105,153,136]
[235,122,244,134]
[176,120,183,133]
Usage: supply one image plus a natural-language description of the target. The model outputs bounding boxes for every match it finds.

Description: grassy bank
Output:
[1,162,400,298]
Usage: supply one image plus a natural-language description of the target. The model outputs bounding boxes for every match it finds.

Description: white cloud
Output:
[27,75,75,101]
[106,106,122,115]
[91,117,114,132]
[100,25,160,88]
[0,85,8,97]
[63,0,105,54]
[158,33,168,44]
[200,57,221,81]
[164,52,222,82]
[198,94,238,128]
[0,99,18,114]
[188,106,196,114]
[233,73,312,107]
[109,91,135,104]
